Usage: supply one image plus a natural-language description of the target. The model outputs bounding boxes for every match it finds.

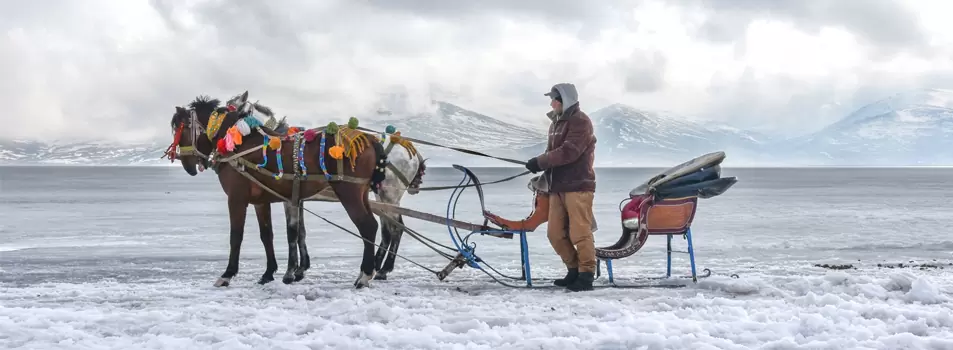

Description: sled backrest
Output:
[642,196,697,235]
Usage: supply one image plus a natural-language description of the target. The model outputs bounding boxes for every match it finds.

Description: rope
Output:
[356,126,528,166]
[299,206,445,275]
[413,170,532,192]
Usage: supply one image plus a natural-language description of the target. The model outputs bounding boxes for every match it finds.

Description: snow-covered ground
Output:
[2,166,952,349]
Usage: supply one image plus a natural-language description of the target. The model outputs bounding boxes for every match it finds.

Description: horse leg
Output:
[215,195,248,287]
[254,203,278,285]
[334,183,379,289]
[294,204,310,282]
[372,216,394,280]
[379,215,404,279]
[281,201,301,284]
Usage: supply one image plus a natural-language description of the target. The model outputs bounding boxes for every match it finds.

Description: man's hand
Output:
[525,157,542,173]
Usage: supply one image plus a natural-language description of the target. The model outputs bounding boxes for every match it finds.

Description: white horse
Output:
[223,92,427,282]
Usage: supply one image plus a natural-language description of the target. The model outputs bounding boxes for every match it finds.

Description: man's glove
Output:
[525,157,542,173]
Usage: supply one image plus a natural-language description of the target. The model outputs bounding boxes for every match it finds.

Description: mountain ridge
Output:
[4,89,953,166]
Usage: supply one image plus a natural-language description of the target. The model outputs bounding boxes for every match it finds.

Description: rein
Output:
[165,105,534,193]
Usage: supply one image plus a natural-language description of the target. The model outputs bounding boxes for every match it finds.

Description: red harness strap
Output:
[162,122,185,162]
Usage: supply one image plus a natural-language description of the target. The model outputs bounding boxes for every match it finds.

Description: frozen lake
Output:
[2,165,952,349]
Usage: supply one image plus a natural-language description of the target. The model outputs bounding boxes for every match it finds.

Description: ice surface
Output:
[1,166,952,349]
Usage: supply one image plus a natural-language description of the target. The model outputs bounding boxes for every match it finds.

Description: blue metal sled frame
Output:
[442,164,712,289]
[596,228,703,285]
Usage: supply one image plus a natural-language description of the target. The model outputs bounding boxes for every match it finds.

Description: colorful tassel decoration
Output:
[257,143,268,168]
[227,126,243,146]
[319,132,331,180]
[303,129,318,142]
[225,134,236,152]
[268,136,281,150]
[329,145,344,160]
[217,138,228,154]
[347,117,359,130]
[243,116,263,129]
[325,122,339,135]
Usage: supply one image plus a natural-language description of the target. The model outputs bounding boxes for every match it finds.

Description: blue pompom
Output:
[385,125,397,134]
[244,116,263,129]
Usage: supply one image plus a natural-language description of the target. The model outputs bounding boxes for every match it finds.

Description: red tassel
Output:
[217,138,229,154]
[304,129,318,142]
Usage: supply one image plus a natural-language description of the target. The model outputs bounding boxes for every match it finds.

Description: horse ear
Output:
[241,91,249,101]
[176,106,186,112]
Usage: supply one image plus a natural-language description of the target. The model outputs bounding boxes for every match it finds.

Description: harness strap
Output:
[291,133,302,207]
[231,160,292,203]
[385,162,412,187]
[231,157,368,184]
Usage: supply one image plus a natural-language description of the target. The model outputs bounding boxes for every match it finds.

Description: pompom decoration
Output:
[385,125,396,134]
[268,136,281,150]
[347,116,359,129]
[243,116,263,129]
[227,126,243,146]
[287,127,301,135]
[227,104,237,112]
[329,145,344,160]
[303,129,318,142]
[235,119,251,136]
[225,134,236,152]
[326,122,339,135]
[217,138,229,154]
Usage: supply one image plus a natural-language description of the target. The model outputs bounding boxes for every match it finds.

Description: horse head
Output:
[166,95,221,176]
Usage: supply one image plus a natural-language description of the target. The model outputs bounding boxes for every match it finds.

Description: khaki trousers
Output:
[547,191,596,273]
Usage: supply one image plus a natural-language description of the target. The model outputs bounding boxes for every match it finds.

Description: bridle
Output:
[162,108,212,163]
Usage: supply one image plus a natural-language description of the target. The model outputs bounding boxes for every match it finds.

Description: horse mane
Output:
[251,103,275,118]
[189,95,221,113]
[171,95,221,128]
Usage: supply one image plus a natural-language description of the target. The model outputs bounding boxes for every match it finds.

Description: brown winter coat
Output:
[535,102,597,193]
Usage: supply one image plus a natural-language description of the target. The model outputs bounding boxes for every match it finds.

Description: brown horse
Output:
[168,92,388,288]
[166,96,299,286]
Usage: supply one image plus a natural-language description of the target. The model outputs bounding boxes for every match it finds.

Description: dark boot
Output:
[553,268,578,287]
[567,272,594,292]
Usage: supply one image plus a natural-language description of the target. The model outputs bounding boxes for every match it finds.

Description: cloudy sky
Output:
[1,0,951,143]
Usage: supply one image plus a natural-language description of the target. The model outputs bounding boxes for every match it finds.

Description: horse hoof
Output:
[373,273,387,281]
[293,273,305,282]
[354,271,374,288]
[214,277,231,287]
[258,275,274,285]
[282,276,295,285]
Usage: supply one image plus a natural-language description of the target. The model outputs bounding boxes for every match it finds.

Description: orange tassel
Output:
[227,126,243,146]
[329,145,344,159]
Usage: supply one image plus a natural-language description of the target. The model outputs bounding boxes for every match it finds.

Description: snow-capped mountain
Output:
[0,139,168,165]
[6,89,953,167]
[365,101,547,166]
[589,104,775,166]
[790,89,953,165]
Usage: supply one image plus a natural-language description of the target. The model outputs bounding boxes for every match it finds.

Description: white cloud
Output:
[0,0,950,143]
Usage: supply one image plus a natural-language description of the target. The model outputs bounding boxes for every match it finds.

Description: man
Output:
[524,83,597,292]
